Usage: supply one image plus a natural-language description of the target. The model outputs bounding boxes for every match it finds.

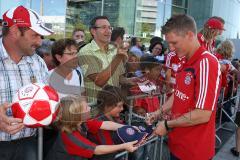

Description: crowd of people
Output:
[1,5,240,160]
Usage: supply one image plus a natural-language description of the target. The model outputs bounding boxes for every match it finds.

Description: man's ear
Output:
[55,54,62,63]
[186,31,195,40]
[90,28,96,38]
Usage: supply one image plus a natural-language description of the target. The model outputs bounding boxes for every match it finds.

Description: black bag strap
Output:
[75,69,82,86]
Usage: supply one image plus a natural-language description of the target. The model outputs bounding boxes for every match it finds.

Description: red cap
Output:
[205,18,225,30]
[2,6,53,36]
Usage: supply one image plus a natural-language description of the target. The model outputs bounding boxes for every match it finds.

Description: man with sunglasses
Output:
[78,16,129,103]
[0,6,53,160]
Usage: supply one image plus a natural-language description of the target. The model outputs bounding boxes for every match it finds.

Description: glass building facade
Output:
[188,0,240,40]
[65,0,188,42]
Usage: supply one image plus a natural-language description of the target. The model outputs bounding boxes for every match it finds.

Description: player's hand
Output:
[0,103,24,134]
[123,140,139,152]
[154,121,167,136]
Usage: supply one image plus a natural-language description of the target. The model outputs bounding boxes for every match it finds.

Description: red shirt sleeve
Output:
[85,119,103,133]
[61,131,96,158]
[194,56,221,110]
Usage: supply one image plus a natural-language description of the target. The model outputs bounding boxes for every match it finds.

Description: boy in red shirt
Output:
[130,55,164,113]
[87,85,126,160]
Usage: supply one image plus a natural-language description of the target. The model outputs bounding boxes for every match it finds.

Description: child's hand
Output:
[123,140,139,152]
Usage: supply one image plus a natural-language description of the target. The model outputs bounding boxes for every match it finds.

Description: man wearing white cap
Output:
[0,5,53,160]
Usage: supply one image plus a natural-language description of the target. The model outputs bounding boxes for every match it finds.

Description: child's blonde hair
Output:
[216,40,235,59]
[200,27,219,41]
[57,96,89,134]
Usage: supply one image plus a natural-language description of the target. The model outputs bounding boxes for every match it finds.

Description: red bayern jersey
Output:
[165,51,186,85]
[197,32,216,54]
[45,119,103,160]
[87,115,122,160]
[87,115,120,145]
[168,46,221,160]
[62,119,103,158]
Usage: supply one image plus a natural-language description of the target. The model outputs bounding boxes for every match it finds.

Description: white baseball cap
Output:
[2,5,54,36]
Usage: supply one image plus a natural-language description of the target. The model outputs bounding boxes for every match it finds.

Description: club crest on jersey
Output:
[184,75,191,85]
[126,128,135,135]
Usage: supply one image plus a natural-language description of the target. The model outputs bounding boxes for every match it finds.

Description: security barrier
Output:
[36,84,240,160]
[114,92,168,160]
[215,84,240,148]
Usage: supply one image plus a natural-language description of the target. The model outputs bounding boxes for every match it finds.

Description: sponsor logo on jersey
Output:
[175,89,189,101]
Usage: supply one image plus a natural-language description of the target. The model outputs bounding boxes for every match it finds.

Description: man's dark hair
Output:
[111,27,125,42]
[162,14,197,36]
[131,37,139,46]
[89,16,109,29]
[51,38,77,66]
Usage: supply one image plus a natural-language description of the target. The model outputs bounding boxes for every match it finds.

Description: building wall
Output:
[212,0,240,40]
[187,0,213,31]
[118,0,136,35]
[188,0,240,40]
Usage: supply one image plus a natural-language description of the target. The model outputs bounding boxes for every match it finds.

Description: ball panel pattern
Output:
[11,83,60,128]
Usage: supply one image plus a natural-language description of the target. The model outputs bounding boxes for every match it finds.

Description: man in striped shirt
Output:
[152,14,221,160]
[0,6,53,160]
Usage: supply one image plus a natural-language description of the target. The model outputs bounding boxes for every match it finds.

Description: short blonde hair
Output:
[216,40,235,59]
[57,96,89,134]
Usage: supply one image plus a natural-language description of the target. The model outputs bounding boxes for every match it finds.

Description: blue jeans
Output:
[0,136,37,160]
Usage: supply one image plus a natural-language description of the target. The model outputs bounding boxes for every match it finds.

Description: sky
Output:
[0,0,66,17]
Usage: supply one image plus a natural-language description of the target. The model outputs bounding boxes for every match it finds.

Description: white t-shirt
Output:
[48,67,84,98]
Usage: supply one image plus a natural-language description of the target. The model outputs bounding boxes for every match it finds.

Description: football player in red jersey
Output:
[149,14,221,160]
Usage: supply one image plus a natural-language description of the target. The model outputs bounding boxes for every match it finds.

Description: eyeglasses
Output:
[63,51,78,56]
[94,25,113,31]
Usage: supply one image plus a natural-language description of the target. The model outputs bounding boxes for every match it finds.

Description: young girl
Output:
[45,96,138,160]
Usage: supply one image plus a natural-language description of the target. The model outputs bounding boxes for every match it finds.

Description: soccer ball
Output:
[11,83,60,128]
